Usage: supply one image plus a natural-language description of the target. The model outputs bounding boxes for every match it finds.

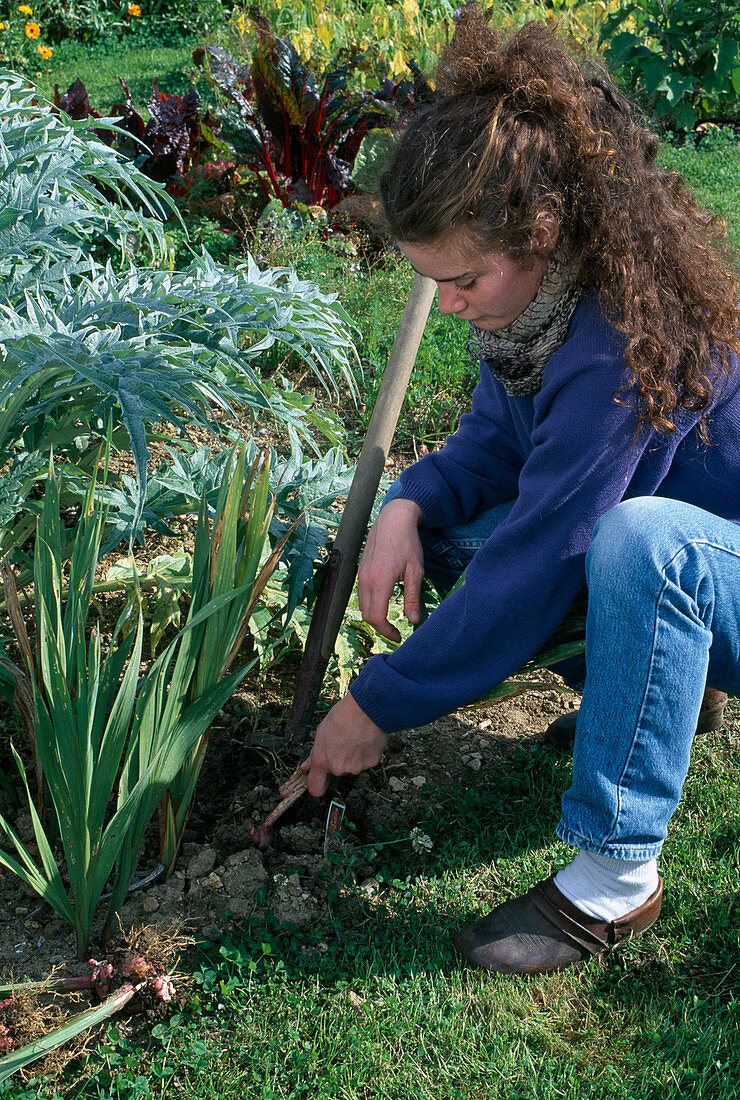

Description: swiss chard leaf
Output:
[193,44,253,113]
[142,81,202,183]
[54,78,102,121]
[197,20,422,209]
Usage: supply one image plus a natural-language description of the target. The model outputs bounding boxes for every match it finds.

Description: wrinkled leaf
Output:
[150,583,181,655]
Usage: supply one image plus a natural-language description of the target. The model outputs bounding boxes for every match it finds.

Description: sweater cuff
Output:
[349,659,405,733]
[394,477,451,529]
[349,653,448,734]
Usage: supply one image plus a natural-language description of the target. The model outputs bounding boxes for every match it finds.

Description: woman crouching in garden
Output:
[302,4,740,975]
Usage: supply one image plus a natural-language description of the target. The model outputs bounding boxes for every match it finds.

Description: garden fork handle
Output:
[285,273,436,745]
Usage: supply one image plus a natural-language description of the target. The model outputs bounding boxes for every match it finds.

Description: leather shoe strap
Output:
[528,875,664,958]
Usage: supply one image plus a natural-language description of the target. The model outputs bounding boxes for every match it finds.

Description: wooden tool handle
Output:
[321,272,436,660]
[284,273,435,745]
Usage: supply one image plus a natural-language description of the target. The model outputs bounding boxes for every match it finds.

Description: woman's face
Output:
[398,233,548,331]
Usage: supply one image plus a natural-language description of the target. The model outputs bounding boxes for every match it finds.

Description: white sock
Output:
[554,849,659,922]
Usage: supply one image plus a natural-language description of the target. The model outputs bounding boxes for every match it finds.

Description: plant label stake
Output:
[323,800,346,858]
[284,273,436,746]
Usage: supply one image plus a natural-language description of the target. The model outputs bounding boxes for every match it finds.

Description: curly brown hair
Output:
[379,4,740,437]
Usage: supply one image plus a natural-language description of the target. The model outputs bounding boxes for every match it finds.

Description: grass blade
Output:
[0,984,137,1084]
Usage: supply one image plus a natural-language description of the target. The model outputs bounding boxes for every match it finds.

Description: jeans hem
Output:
[556,821,663,861]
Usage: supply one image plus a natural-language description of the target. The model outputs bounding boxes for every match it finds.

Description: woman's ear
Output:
[532,211,560,253]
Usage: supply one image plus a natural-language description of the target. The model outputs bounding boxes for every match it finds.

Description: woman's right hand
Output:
[357,497,425,642]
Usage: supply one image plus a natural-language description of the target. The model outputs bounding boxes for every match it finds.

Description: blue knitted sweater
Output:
[349,295,740,733]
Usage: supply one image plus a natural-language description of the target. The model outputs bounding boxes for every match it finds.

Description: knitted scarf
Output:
[466,258,583,397]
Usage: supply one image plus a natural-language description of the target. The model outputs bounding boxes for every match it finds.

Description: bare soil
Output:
[0,438,575,985]
[0,677,574,982]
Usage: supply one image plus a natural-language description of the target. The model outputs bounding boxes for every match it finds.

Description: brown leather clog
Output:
[454,875,663,975]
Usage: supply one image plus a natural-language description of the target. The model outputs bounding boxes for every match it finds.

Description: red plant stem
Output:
[299,77,311,181]
[254,145,284,204]
[261,149,283,199]
[248,768,308,850]
[283,115,292,179]
[303,72,339,199]
[305,138,325,202]
[317,74,329,136]
[312,115,348,203]
[248,110,285,202]
[251,166,273,201]
[312,157,326,205]
[264,773,307,826]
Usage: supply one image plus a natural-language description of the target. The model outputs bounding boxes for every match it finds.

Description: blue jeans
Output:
[384,484,740,859]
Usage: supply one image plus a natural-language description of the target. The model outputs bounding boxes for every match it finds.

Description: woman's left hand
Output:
[301,694,387,797]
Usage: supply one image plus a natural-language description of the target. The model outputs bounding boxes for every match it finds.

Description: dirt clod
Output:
[0,671,574,978]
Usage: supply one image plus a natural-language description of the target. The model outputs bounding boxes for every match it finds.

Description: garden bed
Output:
[0,674,575,979]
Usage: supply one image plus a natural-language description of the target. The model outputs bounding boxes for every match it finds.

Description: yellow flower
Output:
[18,4,33,13]
[24,20,40,37]
[37,42,52,57]
[126,3,141,15]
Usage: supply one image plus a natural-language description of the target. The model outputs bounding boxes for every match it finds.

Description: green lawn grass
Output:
[661,137,740,251]
[10,711,738,1100]
[34,37,201,112]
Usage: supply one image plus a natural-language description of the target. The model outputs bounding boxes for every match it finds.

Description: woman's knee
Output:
[586,496,690,590]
